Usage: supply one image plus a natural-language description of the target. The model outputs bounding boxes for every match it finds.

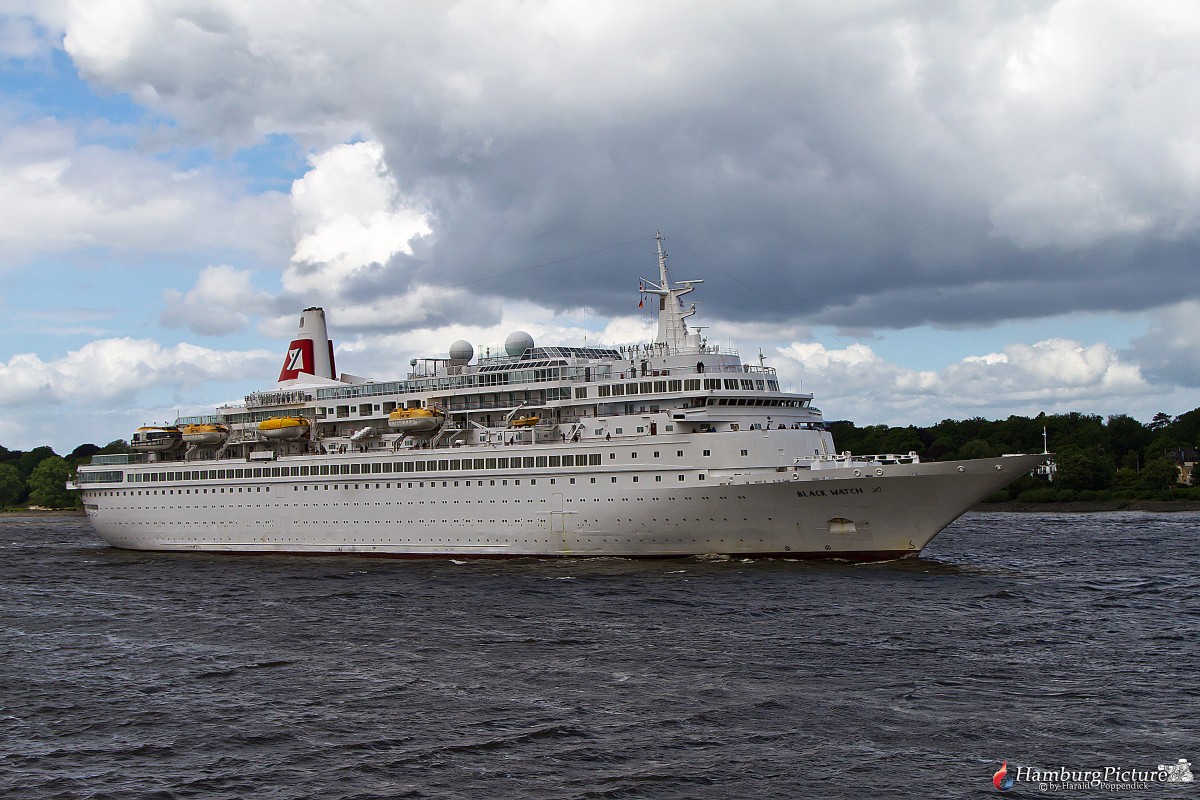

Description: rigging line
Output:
[325,235,656,313]
[667,235,973,418]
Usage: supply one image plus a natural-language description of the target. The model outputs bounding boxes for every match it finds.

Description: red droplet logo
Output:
[993,760,1014,791]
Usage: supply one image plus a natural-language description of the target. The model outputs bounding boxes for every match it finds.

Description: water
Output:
[2,512,1197,799]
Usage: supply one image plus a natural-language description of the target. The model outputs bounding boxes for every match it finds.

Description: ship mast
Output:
[642,231,703,354]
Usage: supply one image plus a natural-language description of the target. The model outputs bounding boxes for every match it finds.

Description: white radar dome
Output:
[504,330,535,358]
[448,339,474,365]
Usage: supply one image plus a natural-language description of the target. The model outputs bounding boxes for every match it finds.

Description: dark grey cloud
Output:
[62,2,1200,335]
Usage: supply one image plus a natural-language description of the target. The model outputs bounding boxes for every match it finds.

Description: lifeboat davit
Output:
[388,408,445,432]
[131,426,182,452]
[181,423,230,445]
[510,415,540,428]
[258,417,310,440]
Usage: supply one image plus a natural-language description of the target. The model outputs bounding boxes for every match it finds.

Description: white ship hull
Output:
[79,451,1047,559]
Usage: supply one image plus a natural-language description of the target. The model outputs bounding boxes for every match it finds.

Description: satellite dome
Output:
[504,330,535,358]
[448,339,474,365]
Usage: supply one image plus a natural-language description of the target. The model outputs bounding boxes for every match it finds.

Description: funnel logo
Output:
[993,760,1015,791]
[278,339,314,381]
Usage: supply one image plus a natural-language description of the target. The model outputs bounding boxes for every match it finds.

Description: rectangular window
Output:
[588,454,602,465]
[549,455,560,467]
[414,461,426,472]
[574,387,588,399]
[450,459,461,470]
[641,382,653,393]
[611,384,624,396]
[684,379,700,391]
[703,450,711,456]
[438,460,449,470]
[535,456,547,467]
[372,463,383,474]
[598,385,611,397]
[497,458,509,469]
[654,381,666,392]
[351,463,362,474]
[561,455,573,466]
[485,458,497,469]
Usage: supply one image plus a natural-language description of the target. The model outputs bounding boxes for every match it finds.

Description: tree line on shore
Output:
[826,407,1200,502]
[2,407,1198,509]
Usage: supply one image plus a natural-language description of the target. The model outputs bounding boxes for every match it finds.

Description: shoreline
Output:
[977,499,1200,513]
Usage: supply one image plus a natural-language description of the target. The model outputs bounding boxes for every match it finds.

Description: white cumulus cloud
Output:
[0,338,275,407]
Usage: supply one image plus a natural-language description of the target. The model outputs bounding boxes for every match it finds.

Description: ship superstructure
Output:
[73,234,1051,558]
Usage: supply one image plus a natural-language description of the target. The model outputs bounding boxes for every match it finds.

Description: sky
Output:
[0,1,1197,454]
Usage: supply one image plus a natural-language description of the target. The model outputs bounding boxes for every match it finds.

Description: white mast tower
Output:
[642,231,703,354]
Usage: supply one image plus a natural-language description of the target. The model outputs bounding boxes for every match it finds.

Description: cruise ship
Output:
[72,235,1051,559]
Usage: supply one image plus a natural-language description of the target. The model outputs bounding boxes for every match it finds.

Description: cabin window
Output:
[703,450,711,456]
[562,455,574,466]
[589,454,602,465]
[549,456,560,467]
[575,387,588,399]
[598,385,611,397]
[611,384,624,396]
[497,458,509,469]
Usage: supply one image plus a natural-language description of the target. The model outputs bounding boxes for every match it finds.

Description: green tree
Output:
[1140,458,1180,491]
[959,438,996,459]
[16,445,56,480]
[1054,445,1114,491]
[99,439,132,454]
[0,463,23,507]
[1112,467,1140,490]
[27,456,76,509]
